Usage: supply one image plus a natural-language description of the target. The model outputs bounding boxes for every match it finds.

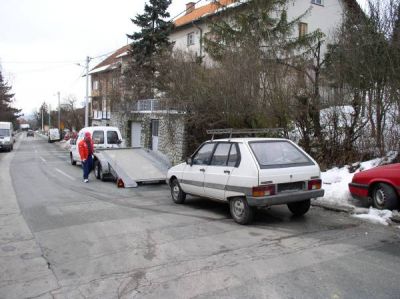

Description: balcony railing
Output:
[114,99,185,113]
[92,110,111,120]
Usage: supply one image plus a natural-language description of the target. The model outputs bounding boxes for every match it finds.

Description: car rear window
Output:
[249,141,314,169]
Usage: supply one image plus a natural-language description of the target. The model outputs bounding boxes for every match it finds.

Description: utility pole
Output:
[41,105,44,131]
[48,104,51,128]
[85,56,91,127]
[57,91,61,131]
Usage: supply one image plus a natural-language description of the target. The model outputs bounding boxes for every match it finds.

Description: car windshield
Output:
[249,140,314,169]
[0,129,10,137]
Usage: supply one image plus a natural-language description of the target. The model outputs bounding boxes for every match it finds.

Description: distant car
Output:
[349,163,400,210]
[167,137,324,224]
[27,130,34,137]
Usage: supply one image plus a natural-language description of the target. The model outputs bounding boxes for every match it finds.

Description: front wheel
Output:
[372,183,398,210]
[287,199,311,216]
[229,197,255,225]
[170,179,186,204]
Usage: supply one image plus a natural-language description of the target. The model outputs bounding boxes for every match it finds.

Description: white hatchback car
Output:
[167,138,324,224]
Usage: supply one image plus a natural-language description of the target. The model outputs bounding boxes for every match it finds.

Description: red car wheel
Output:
[372,183,399,210]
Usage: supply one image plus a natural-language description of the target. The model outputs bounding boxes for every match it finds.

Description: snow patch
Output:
[353,208,393,226]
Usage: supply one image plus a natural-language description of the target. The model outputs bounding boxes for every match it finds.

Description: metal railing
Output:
[92,110,111,120]
[113,99,185,113]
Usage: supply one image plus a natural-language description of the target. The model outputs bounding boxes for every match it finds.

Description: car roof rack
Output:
[206,128,284,140]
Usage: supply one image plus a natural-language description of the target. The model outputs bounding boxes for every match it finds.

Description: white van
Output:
[48,128,61,143]
[69,126,123,165]
[0,122,14,152]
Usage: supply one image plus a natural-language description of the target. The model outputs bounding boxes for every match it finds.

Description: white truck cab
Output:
[69,126,123,165]
[167,137,324,224]
[0,122,14,152]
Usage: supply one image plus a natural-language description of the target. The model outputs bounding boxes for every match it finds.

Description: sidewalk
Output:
[0,137,59,299]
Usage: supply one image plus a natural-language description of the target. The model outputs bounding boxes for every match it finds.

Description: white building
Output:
[169,0,360,60]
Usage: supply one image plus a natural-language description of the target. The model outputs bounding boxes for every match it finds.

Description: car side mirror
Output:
[117,139,122,145]
[186,157,193,165]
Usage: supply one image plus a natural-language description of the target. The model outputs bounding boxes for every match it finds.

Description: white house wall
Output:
[170,0,347,59]
[286,0,345,55]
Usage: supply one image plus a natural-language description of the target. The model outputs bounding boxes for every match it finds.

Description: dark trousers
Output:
[82,155,93,179]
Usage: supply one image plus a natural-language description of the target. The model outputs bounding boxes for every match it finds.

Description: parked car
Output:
[48,128,60,143]
[27,130,34,137]
[167,137,324,224]
[349,163,400,210]
[0,121,14,151]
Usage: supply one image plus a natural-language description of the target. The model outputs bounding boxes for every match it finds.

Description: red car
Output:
[349,163,400,210]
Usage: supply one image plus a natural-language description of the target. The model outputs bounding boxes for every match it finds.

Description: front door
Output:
[181,142,215,197]
[151,119,159,151]
[204,143,238,200]
[131,122,141,147]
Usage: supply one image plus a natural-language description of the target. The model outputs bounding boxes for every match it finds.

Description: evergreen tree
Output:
[0,68,20,124]
[126,0,173,99]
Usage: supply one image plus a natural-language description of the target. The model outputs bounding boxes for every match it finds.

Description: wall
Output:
[110,111,187,165]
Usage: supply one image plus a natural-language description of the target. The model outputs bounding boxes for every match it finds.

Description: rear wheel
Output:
[287,199,311,216]
[229,197,255,225]
[372,183,398,210]
[70,153,76,165]
[170,179,186,204]
[94,160,104,181]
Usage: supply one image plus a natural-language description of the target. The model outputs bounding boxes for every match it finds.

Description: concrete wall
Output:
[110,111,187,165]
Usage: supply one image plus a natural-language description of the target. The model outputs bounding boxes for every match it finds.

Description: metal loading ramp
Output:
[97,148,170,188]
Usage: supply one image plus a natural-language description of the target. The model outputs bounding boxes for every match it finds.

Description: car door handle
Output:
[200,168,205,172]
[224,170,231,174]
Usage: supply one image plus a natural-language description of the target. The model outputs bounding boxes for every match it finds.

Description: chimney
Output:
[186,2,195,14]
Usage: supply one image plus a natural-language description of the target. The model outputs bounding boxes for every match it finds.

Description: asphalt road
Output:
[1,134,400,299]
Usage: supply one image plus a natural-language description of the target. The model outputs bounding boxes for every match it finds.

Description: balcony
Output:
[92,110,111,120]
[114,99,185,113]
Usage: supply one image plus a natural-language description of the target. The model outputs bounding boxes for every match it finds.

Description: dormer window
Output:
[311,0,323,5]
[187,32,195,46]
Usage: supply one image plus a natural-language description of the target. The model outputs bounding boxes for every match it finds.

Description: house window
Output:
[93,80,99,90]
[299,22,308,37]
[311,0,323,5]
[187,32,195,46]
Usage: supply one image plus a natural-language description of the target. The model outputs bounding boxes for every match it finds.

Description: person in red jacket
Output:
[78,132,94,182]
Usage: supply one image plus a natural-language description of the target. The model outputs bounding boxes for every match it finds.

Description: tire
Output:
[372,183,399,210]
[170,179,186,204]
[287,199,311,216]
[70,153,76,165]
[229,197,255,225]
[94,160,104,181]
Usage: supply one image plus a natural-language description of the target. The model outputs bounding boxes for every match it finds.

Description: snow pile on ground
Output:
[59,140,72,151]
[319,158,382,207]
[353,208,393,226]
[317,153,398,226]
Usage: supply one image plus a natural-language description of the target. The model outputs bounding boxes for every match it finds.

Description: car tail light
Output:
[252,185,276,197]
[308,179,322,190]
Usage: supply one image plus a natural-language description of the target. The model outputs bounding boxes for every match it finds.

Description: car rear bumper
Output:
[247,189,324,207]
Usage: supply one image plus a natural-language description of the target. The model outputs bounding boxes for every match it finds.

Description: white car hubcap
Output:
[375,189,385,206]
[233,200,245,217]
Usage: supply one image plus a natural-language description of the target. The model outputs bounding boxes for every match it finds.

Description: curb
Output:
[312,200,400,225]
[311,201,355,213]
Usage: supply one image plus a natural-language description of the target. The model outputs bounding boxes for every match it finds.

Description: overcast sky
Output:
[1,0,366,117]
